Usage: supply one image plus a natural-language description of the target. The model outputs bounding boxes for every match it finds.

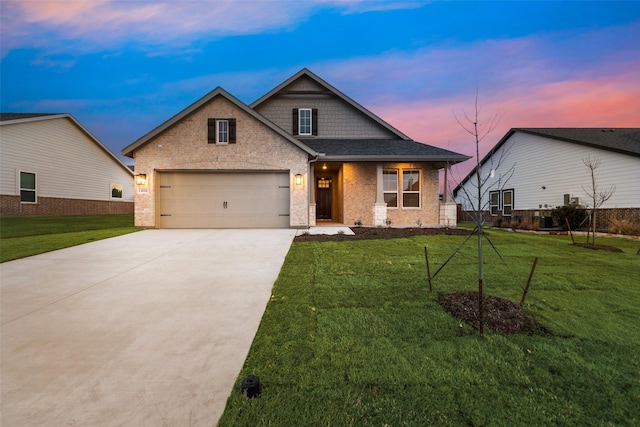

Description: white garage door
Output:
[157,172,290,228]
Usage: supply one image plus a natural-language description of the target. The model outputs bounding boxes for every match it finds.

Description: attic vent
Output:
[601,129,616,132]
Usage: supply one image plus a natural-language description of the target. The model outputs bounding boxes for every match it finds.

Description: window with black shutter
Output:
[208,118,236,144]
[293,108,318,136]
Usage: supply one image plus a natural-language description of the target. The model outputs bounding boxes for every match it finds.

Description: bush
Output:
[552,205,587,231]
[608,211,640,236]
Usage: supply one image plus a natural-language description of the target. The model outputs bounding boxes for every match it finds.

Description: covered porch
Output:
[306,161,457,227]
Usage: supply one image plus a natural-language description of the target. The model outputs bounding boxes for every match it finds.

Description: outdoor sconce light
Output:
[135,174,147,186]
[295,174,303,186]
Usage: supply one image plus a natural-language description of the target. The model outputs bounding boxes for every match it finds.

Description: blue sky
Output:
[2,0,639,178]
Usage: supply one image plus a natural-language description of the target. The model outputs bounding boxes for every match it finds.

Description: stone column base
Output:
[440,202,457,227]
[373,203,387,227]
[309,203,316,227]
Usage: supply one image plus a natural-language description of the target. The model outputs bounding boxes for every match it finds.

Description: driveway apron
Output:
[1,229,296,426]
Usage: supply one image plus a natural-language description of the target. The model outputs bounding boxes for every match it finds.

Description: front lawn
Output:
[219,230,640,426]
[0,215,137,262]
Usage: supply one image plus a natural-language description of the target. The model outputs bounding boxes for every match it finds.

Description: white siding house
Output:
[454,128,640,222]
[0,113,134,216]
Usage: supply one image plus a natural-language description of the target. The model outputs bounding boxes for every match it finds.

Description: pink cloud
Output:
[1,0,422,55]
[372,70,640,184]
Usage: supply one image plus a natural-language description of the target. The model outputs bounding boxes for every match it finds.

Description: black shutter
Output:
[208,118,216,144]
[229,119,236,144]
[292,108,299,135]
[312,108,318,136]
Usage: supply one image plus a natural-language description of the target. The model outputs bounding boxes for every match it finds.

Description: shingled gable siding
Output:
[342,162,440,226]
[254,77,397,139]
[132,96,309,228]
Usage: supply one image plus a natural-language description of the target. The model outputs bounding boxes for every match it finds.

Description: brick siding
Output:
[1,195,133,216]
[132,96,309,228]
[342,162,440,226]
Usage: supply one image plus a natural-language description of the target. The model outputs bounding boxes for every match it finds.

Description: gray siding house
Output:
[0,113,134,216]
[454,128,640,227]
[123,69,469,229]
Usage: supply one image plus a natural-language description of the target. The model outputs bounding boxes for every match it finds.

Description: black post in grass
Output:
[520,257,538,307]
[424,246,432,292]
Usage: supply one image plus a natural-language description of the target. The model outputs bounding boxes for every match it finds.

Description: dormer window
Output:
[299,108,311,135]
[208,118,236,144]
[292,108,318,136]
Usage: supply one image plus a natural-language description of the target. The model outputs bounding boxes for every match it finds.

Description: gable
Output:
[0,116,134,201]
[251,69,409,140]
[122,87,314,158]
[130,94,311,171]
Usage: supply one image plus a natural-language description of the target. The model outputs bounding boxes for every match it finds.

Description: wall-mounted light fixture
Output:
[322,163,327,170]
[135,174,147,186]
[294,173,303,187]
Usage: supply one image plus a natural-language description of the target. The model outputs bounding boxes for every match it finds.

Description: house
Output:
[454,128,640,227]
[0,113,134,216]
[122,68,469,229]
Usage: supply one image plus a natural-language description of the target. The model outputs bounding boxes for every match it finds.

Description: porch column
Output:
[308,163,316,227]
[443,163,449,203]
[440,162,457,227]
[374,163,387,226]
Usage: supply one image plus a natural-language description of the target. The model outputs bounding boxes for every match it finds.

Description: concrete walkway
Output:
[1,229,296,426]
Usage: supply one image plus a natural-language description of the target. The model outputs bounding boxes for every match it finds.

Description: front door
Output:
[316,177,332,220]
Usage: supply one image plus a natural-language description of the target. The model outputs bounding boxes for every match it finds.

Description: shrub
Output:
[552,205,587,231]
[608,211,640,236]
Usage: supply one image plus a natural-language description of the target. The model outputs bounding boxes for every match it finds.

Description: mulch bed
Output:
[294,227,471,242]
[440,291,538,334]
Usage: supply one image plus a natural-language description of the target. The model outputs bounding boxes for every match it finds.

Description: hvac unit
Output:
[564,194,580,205]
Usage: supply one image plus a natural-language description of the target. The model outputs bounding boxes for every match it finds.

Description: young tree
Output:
[454,93,512,334]
[582,155,615,246]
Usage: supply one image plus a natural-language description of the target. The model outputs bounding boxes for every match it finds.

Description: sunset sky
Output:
[1,1,639,181]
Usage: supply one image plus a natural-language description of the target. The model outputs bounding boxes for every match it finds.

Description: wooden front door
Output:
[316,177,332,220]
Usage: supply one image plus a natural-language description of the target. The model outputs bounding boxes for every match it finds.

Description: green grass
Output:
[0,215,138,262]
[219,230,640,426]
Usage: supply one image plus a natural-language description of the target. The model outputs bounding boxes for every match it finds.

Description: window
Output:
[292,108,318,136]
[299,108,311,135]
[208,118,236,144]
[217,120,229,144]
[489,191,500,216]
[20,171,36,203]
[502,189,514,216]
[383,169,398,208]
[402,170,420,208]
[111,183,123,199]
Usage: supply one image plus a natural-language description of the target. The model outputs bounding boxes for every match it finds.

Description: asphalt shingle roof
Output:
[0,113,61,122]
[301,138,470,162]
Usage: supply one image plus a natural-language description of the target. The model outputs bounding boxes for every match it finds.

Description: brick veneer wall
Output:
[131,96,310,228]
[461,207,640,234]
[342,162,440,226]
[1,195,133,216]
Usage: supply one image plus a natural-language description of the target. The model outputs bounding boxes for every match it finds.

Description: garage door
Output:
[157,172,290,228]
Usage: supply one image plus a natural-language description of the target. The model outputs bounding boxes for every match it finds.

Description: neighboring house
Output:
[122,68,469,229]
[454,128,640,226]
[0,113,134,216]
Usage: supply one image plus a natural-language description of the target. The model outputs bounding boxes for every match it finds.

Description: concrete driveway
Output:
[1,229,296,426]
